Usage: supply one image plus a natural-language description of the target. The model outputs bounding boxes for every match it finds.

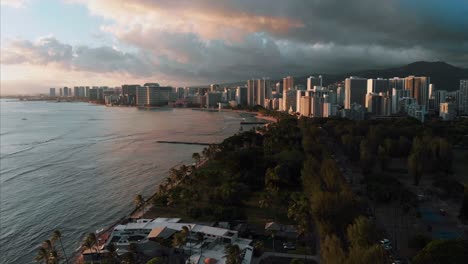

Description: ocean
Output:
[0,100,246,263]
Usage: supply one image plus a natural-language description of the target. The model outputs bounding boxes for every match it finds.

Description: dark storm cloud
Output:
[3,0,467,85]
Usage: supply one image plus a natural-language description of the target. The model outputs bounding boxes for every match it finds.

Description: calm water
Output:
[0,100,246,264]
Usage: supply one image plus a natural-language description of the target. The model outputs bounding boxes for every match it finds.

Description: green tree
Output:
[347,244,386,264]
[134,194,144,211]
[287,192,312,235]
[51,230,69,264]
[412,239,468,264]
[377,145,389,171]
[321,234,346,264]
[459,184,468,223]
[346,216,376,248]
[408,153,423,185]
[224,244,243,264]
[146,257,164,264]
[34,247,50,264]
[192,152,201,164]
[81,237,96,264]
[360,139,373,175]
[290,259,304,264]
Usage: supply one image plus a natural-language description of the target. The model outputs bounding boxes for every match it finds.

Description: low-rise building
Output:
[103,218,253,264]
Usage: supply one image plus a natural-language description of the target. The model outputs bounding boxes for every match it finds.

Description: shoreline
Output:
[72,111,275,263]
[73,157,211,264]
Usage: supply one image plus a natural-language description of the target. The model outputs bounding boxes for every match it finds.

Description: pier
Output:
[156,140,214,146]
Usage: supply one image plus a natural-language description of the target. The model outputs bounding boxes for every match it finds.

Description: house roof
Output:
[148,226,177,239]
[265,222,281,231]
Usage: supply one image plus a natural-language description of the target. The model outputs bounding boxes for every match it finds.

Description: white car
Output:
[380,239,391,245]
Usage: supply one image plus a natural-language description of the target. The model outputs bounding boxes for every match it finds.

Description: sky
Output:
[1,0,468,94]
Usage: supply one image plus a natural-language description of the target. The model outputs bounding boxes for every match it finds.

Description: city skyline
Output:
[2,0,468,94]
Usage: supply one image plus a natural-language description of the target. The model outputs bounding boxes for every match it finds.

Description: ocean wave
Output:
[1,163,55,184]
[0,147,34,159]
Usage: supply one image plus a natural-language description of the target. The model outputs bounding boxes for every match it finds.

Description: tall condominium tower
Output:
[257,79,270,107]
[404,76,430,107]
[460,80,468,114]
[282,76,294,111]
[389,77,406,90]
[344,77,367,109]
[307,76,322,90]
[247,80,258,106]
[367,78,389,94]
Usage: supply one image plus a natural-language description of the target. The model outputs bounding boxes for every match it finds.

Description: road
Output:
[252,252,320,264]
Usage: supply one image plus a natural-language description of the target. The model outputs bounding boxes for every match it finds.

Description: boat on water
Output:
[95,227,104,234]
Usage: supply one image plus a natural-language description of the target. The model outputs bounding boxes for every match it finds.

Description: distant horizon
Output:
[2,60,467,96]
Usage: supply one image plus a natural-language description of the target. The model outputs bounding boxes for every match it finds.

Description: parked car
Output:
[380,238,391,245]
[282,242,296,250]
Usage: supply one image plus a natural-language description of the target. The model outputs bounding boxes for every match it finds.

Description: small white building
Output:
[105,218,253,264]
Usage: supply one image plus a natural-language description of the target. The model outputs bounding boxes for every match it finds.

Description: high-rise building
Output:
[282,76,294,111]
[344,77,367,109]
[299,96,311,116]
[460,80,468,114]
[206,92,223,108]
[49,88,56,97]
[63,87,69,97]
[236,86,248,106]
[366,93,383,115]
[275,82,282,94]
[434,90,447,112]
[122,84,139,105]
[59,88,63,97]
[296,90,306,114]
[389,77,405,90]
[88,88,98,101]
[336,85,344,105]
[367,78,389,94]
[404,76,430,107]
[257,79,270,107]
[440,102,456,120]
[447,90,461,112]
[392,88,410,114]
[136,84,175,106]
[307,76,322,90]
[366,92,391,116]
[246,80,257,106]
[283,89,296,112]
[283,76,294,92]
[210,84,220,92]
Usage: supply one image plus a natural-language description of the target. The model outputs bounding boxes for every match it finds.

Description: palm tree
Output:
[158,183,167,194]
[35,246,49,264]
[49,249,59,264]
[224,245,243,264]
[51,230,69,264]
[192,153,201,164]
[81,237,96,264]
[134,194,145,212]
[85,232,100,260]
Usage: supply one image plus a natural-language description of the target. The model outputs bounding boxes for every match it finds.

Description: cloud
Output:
[3,0,468,90]
[1,36,155,76]
[1,0,30,8]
